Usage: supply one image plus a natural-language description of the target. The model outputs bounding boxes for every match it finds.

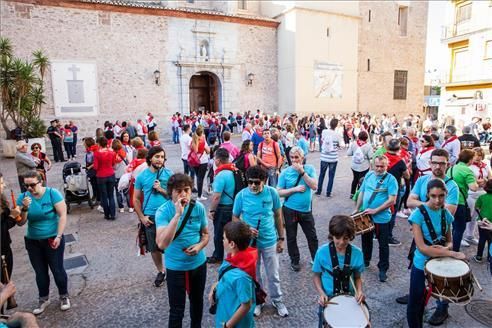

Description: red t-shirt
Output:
[93,149,116,178]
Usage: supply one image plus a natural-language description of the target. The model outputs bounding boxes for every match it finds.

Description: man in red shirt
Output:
[257,129,282,187]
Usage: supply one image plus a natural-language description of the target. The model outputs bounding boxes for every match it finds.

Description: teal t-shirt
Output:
[134,167,173,216]
[155,200,207,271]
[359,171,398,224]
[215,261,255,328]
[411,175,459,206]
[17,188,64,240]
[233,186,281,250]
[213,170,235,206]
[278,165,317,212]
[446,162,476,205]
[296,138,309,157]
[312,243,364,297]
[408,205,454,270]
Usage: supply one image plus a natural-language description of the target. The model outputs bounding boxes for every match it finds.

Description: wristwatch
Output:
[278,237,285,241]
[21,207,28,212]
[300,171,306,177]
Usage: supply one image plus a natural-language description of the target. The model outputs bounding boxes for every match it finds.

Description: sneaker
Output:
[464,236,479,246]
[290,262,301,272]
[315,192,321,196]
[73,155,77,158]
[60,296,71,311]
[379,271,387,282]
[272,300,289,317]
[427,308,448,326]
[128,208,134,213]
[97,205,104,213]
[198,196,208,201]
[388,237,402,246]
[207,257,221,264]
[461,239,470,247]
[396,211,408,218]
[396,294,409,304]
[253,304,263,317]
[119,208,125,213]
[473,255,483,263]
[33,299,50,315]
[154,272,166,287]
[326,193,332,198]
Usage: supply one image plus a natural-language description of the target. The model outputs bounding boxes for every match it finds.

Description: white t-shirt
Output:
[180,133,192,160]
[136,123,144,136]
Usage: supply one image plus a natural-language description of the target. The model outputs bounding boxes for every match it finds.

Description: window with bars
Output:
[238,0,247,10]
[456,2,472,24]
[393,70,408,100]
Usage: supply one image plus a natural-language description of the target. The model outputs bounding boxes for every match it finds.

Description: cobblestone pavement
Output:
[1,137,490,328]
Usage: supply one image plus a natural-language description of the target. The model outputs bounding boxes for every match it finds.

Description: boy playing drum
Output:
[312,215,365,306]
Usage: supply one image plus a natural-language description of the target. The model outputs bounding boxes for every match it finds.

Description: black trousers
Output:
[361,222,390,272]
[166,262,207,328]
[193,163,208,198]
[0,246,13,283]
[283,206,319,263]
[350,169,369,195]
[50,138,64,162]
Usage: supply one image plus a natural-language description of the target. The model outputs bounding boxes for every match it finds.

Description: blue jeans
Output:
[452,204,468,252]
[267,167,278,188]
[97,175,116,218]
[115,178,130,209]
[211,205,233,260]
[407,265,427,328]
[71,135,77,156]
[317,161,337,195]
[25,236,68,299]
[362,222,390,272]
[182,159,196,180]
[172,128,180,144]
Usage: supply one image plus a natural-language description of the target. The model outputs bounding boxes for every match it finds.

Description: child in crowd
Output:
[312,215,365,306]
[474,179,492,263]
[209,221,257,328]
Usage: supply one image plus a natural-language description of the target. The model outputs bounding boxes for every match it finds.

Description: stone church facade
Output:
[1,0,427,135]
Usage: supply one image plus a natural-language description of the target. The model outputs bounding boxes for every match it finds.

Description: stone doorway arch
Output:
[189,71,222,113]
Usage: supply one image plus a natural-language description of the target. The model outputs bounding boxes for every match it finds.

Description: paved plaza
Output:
[1,137,491,328]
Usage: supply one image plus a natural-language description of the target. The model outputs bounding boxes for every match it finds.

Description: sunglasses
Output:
[24,181,40,188]
[33,147,40,149]
[248,179,262,186]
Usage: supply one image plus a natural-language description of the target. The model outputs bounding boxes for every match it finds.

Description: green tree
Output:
[0,37,47,138]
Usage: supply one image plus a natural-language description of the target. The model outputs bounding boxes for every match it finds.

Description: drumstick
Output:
[472,273,483,292]
[349,276,370,327]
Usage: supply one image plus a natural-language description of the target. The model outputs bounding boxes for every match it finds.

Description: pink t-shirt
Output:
[220,141,240,159]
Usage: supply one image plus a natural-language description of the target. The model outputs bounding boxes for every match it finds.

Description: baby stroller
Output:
[62,162,93,213]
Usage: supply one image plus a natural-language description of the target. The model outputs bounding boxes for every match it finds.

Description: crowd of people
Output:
[2,109,492,328]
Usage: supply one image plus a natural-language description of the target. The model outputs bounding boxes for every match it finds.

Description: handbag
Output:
[187,150,202,168]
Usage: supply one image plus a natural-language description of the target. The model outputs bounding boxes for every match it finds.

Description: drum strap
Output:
[328,242,352,295]
[418,205,446,245]
[367,173,388,207]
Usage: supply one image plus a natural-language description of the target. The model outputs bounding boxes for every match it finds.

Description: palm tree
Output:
[0,37,47,138]
[32,49,48,82]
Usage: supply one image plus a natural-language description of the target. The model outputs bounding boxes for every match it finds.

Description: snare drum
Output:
[350,212,374,235]
[424,257,474,304]
[323,295,370,328]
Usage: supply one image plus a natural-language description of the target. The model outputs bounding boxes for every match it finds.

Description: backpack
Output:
[221,168,248,201]
[233,153,247,172]
[352,145,365,165]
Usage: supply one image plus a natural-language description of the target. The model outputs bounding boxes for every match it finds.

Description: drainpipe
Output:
[175,61,183,115]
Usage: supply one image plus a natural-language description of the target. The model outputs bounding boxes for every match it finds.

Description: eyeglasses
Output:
[33,147,40,149]
[290,155,300,159]
[430,161,447,166]
[419,140,426,143]
[24,181,40,189]
[247,179,262,186]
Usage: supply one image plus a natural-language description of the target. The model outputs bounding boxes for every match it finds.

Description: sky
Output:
[425,1,448,83]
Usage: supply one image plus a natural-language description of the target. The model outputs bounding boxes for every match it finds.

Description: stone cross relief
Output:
[67,64,85,104]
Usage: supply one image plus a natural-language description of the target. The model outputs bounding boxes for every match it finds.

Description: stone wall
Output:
[0,0,277,138]
[358,1,428,117]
